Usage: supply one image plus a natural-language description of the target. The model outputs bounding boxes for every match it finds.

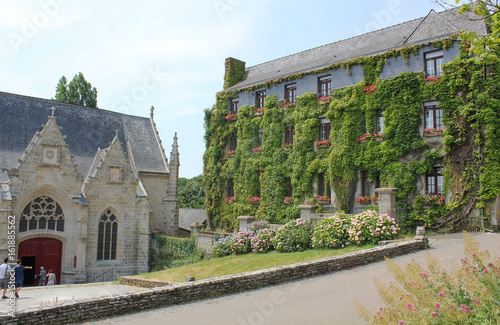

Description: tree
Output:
[54,72,98,108]
[433,0,500,63]
[178,175,205,209]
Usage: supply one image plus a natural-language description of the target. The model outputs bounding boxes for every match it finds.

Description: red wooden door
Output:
[18,238,62,285]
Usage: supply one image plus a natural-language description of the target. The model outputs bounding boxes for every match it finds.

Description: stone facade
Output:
[0,93,180,284]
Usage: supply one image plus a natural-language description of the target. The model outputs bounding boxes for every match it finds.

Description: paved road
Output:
[79,232,500,325]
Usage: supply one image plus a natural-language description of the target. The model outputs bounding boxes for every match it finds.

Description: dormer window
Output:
[425,50,443,78]
[318,76,331,97]
[256,90,266,109]
[285,84,297,104]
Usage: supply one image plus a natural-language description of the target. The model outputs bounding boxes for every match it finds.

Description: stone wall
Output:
[5,239,427,324]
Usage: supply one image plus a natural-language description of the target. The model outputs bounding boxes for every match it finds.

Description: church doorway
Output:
[18,238,62,286]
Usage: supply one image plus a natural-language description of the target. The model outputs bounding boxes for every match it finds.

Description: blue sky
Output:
[0,0,444,178]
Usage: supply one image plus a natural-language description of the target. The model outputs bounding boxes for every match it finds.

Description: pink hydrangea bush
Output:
[251,228,277,253]
[311,212,350,249]
[348,210,399,245]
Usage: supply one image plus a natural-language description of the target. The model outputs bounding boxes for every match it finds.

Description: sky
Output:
[0,0,445,178]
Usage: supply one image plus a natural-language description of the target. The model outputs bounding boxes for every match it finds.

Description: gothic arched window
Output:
[97,210,118,261]
[20,196,65,232]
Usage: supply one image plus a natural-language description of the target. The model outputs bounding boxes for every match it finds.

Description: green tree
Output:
[178,175,205,209]
[434,0,500,63]
[54,72,98,108]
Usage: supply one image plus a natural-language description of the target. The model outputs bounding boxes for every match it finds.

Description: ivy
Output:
[204,36,500,231]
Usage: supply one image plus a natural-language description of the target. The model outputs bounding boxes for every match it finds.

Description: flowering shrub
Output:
[272,219,313,253]
[251,228,277,253]
[356,233,500,324]
[425,76,440,82]
[224,196,234,203]
[311,212,350,249]
[249,196,260,203]
[357,133,383,142]
[348,210,398,245]
[225,113,237,120]
[422,194,445,205]
[364,84,376,93]
[283,196,293,204]
[314,195,331,203]
[315,139,331,147]
[213,231,254,256]
[423,128,443,135]
[252,147,261,152]
[225,149,236,155]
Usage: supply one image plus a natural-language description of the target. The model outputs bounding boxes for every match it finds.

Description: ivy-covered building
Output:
[203,8,500,231]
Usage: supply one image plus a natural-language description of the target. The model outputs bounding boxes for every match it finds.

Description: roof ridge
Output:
[0,90,150,120]
[246,13,429,71]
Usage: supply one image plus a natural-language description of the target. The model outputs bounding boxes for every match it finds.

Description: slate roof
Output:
[179,208,207,231]
[227,8,489,91]
[0,91,169,183]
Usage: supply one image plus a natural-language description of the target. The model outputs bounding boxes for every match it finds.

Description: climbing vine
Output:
[203,36,500,231]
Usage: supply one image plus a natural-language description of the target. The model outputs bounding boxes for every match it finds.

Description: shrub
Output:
[356,233,500,324]
[311,212,350,249]
[150,235,204,271]
[272,219,312,253]
[213,231,254,257]
[348,210,398,245]
[251,228,277,253]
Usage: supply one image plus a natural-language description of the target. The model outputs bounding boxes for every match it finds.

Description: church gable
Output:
[9,110,82,194]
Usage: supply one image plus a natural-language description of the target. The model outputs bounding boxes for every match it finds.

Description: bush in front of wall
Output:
[251,228,277,253]
[272,218,313,253]
[348,210,399,245]
[311,212,350,249]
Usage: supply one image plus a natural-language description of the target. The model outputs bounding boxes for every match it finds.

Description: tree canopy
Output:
[434,0,500,63]
[178,175,205,209]
[54,72,98,108]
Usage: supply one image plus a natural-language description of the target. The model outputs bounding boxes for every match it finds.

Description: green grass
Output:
[135,244,376,283]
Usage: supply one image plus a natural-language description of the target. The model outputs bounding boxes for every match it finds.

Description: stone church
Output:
[0,91,179,284]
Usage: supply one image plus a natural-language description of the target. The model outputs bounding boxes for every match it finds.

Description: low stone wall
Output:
[4,239,427,324]
[120,277,170,288]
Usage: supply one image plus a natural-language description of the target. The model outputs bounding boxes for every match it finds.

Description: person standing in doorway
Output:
[14,260,32,298]
[0,258,12,299]
[47,270,56,286]
[38,267,47,286]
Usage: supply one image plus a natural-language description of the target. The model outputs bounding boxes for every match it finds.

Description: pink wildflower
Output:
[435,303,441,309]
[406,303,414,310]
[399,321,405,325]
[484,269,490,274]
[431,312,438,316]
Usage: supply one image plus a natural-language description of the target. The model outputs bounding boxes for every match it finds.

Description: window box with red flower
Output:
[283,143,293,150]
[249,196,260,206]
[317,96,332,105]
[423,128,443,137]
[255,108,264,116]
[425,76,440,83]
[356,194,379,204]
[357,133,383,143]
[283,196,293,204]
[252,146,261,153]
[282,102,295,110]
[314,195,331,204]
[225,113,237,121]
[225,149,236,157]
[423,194,445,205]
[364,84,376,94]
[224,196,234,204]
[315,139,331,148]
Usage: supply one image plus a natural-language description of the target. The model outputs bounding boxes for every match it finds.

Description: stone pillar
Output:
[237,216,255,231]
[297,205,316,222]
[375,188,398,218]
